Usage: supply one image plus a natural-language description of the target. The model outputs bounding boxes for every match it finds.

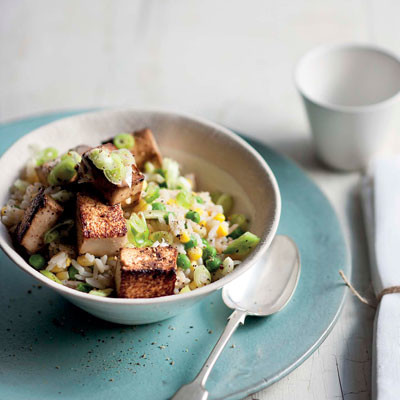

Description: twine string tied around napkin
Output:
[338,270,400,309]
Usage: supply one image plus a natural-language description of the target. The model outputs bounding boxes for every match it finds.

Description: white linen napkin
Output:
[361,156,400,400]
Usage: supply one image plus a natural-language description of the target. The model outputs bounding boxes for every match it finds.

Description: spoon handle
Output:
[171,309,247,400]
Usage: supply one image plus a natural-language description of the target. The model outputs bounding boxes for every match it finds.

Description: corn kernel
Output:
[65,258,71,267]
[194,208,204,216]
[167,198,177,206]
[77,255,94,267]
[189,281,198,290]
[214,213,225,222]
[52,265,66,273]
[56,271,69,281]
[133,198,149,212]
[187,247,202,261]
[217,223,229,238]
[179,232,190,243]
[1,206,7,216]
[199,220,207,227]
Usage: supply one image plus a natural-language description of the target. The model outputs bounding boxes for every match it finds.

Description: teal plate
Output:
[0,111,349,400]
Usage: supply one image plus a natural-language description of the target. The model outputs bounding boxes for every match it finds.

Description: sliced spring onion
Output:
[141,210,167,220]
[61,151,82,164]
[44,219,74,244]
[176,176,192,191]
[228,214,249,230]
[162,158,180,188]
[13,179,29,192]
[40,270,62,284]
[180,285,191,293]
[144,182,160,203]
[149,231,174,244]
[223,232,260,257]
[50,190,74,203]
[152,202,166,211]
[144,161,155,174]
[193,265,211,287]
[29,254,46,270]
[127,213,152,247]
[47,159,78,185]
[89,288,113,297]
[88,148,114,170]
[115,149,135,166]
[36,147,58,166]
[176,190,193,208]
[215,193,234,215]
[44,230,60,244]
[113,133,135,150]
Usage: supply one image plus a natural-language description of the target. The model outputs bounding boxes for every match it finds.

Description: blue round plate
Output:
[0,111,349,400]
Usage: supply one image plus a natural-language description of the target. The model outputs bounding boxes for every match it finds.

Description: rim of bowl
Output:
[294,42,400,113]
[0,108,281,306]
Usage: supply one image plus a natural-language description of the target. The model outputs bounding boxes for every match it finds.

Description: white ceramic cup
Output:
[295,44,400,171]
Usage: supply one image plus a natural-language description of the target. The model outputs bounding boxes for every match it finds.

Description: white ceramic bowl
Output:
[0,109,281,324]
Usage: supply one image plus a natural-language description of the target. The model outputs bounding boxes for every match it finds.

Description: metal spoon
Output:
[171,235,301,400]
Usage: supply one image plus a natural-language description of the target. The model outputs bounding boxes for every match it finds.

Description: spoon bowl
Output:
[223,235,301,316]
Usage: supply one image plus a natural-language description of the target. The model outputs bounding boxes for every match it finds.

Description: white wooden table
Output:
[2,1,400,398]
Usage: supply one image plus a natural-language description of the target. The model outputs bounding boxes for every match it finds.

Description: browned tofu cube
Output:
[15,187,64,254]
[132,128,163,170]
[82,147,144,206]
[76,193,127,256]
[115,246,177,298]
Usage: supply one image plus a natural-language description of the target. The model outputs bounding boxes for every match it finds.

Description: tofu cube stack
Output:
[76,193,128,257]
[116,247,178,298]
[15,187,63,254]
[83,147,145,206]
[15,128,178,299]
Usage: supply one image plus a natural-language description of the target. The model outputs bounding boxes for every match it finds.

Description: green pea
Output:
[195,196,205,204]
[184,236,198,250]
[228,227,244,240]
[76,282,93,293]
[152,202,166,211]
[185,210,200,223]
[68,265,79,280]
[203,245,217,261]
[155,168,166,178]
[205,256,221,272]
[29,254,46,270]
[177,254,191,270]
